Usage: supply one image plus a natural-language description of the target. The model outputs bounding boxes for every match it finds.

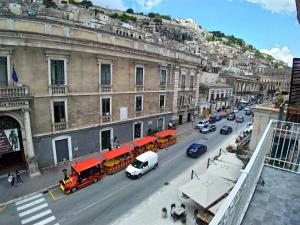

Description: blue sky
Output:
[92,0,299,66]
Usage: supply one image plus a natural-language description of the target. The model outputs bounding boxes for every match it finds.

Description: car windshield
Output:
[131,159,144,169]
[189,147,198,152]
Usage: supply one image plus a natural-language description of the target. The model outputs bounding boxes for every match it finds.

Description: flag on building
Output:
[12,66,19,83]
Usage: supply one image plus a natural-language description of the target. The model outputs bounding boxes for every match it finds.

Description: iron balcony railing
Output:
[209,120,300,225]
[0,86,29,98]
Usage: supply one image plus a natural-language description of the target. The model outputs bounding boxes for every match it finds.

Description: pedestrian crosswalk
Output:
[15,193,59,225]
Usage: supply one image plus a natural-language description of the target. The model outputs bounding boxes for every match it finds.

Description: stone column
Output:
[23,109,40,176]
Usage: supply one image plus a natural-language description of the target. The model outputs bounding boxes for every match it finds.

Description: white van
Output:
[126,151,158,178]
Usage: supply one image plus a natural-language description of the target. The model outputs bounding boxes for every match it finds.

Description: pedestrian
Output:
[108,144,112,151]
[8,173,14,188]
[16,170,22,184]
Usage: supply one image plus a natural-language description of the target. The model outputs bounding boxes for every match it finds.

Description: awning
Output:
[207,161,242,182]
[179,173,234,209]
[216,152,244,168]
[100,145,133,160]
[131,136,157,147]
[208,198,226,215]
[72,157,102,173]
[155,130,176,138]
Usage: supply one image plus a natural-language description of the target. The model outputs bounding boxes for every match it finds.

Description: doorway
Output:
[179,115,183,125]
[101,129,111,150]
[133,122,142,139]
[187,113,191,122]
[55,139,69,163]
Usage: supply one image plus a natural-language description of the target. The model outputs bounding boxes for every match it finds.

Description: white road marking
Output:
[16,194,43,206]
[32,216,56,225]
[19,203,49,217]
[21,209,52,224]
[17,198,45,211]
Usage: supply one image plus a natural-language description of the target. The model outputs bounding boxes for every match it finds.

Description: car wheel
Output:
[154,163,158,169]
[93,178,98,183]
[137,173,142,178]
[71,187,77,193]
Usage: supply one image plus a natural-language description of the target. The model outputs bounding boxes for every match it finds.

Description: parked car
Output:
[244,106,251,111]
[215,113,222,121]
[209,115,216,124]
[220,126,233,135]
[186,143,207,158]
[238,105,243,111]
[233,107,239,113]
[200,124,217,134]
[245,110,252,116]
[126,151,158,178]
[196,119,209,129]
[236,116,244,123]
[227,113,236,121]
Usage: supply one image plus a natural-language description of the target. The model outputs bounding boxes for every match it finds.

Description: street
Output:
[0,112,251,225]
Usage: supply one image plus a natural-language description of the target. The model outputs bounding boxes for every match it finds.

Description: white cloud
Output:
[136,0,162,11]
[260,46,294,66]
[92,0,126,10]
[245,0,296,13]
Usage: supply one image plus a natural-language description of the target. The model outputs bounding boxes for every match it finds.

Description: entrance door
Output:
[179,115,183,125]
[134,122,142,139]
[187,113,191,122]
[101,130,111,150]
[55,139,69,163]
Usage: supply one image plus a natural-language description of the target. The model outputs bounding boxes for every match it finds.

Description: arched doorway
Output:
[0,116,26,174]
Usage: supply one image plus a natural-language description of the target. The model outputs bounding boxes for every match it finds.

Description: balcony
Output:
[101,115,111,123]
[49,85,68,95]
[135,111,143,117]
[99,84,112,93]
[159,107,165,113]
[52,122,69,132]
[0,86,29,98]
[159,85,166,91]
[209,120,300,225]
[135,85,144,92]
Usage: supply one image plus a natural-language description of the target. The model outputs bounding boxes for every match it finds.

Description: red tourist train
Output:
[60,130,176,193]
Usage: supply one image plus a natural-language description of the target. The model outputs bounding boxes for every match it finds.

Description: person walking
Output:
[8,173,15,188]
[16,170,22,184]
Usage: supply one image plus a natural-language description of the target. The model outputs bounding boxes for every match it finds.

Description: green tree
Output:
[126,8,134,14]
[43,0,57,8]
[148,12,156,18]
[80,0,93,8]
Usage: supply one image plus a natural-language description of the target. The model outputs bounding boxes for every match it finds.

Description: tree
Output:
[80,0,93,8]
[43,0,57,8]
[126,8,134,14]
[148,12,156,18]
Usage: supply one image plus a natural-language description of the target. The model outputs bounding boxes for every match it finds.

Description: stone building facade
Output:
[0,17,202,174]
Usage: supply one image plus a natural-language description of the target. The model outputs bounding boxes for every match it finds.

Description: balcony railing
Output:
[101,115,111,123]
[160,107,165,113]
[159,85,166,91]
[135,111,143,117]
[52,122,69,132]
[209,120,300,225]
[0,86,29,98]
[99,84,112,93]
[49,85,68,95]
[135,85,144,92]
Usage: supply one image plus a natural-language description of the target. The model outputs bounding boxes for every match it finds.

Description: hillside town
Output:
[0,1,298,225]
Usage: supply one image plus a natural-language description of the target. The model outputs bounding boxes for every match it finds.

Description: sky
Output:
[91,0,299,66]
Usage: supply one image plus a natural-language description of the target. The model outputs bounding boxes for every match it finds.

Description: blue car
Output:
[214,113,222,121]
[186,143,207,158]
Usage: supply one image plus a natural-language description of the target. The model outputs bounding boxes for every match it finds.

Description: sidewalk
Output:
[0,122,195,206]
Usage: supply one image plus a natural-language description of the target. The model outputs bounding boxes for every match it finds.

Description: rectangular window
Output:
[159,95,165,108]
[135,96,143,112]
[102,98,111,116]
[101,64,111,85]
[160,70,167,86]
[179,96,185,106]
[190,76,194,88]
[181,75,185,87]
[0,57,8,86]
[136,67,144,85]
[50,60,65,85]
[53,101,66,123]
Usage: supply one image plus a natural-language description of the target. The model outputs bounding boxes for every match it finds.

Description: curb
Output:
[0,125,194,207]
[0,183,59,207]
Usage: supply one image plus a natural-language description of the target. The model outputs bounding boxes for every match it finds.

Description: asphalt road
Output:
[0,111,252,225]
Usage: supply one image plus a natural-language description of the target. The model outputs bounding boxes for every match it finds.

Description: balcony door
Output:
[0,57,8,86]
